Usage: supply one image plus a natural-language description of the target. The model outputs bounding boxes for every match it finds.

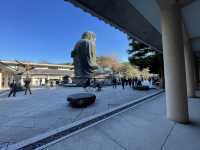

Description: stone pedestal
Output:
[67,93,96,108]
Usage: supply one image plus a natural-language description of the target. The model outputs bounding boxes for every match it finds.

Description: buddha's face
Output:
[81,31,96,42]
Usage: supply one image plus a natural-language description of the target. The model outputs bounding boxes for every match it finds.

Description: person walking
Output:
[137,78,142,87]
[45,78,48,87]
[50,81,53,87]
[128,78,132,87]
[83,78,90,88]
[8,80,17,97]
[121,78,125,89]
[112,78,117,88]
[24,78,32,95]
[39,79,42,86]
[132,78,136,88]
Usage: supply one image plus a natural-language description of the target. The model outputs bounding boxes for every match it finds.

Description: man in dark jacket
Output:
[24,78,32,95]
[112,78,117,88]
[121,78,125,89]
[8,80,17,97]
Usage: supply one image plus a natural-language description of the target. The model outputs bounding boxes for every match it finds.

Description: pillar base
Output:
[167,116,189,124]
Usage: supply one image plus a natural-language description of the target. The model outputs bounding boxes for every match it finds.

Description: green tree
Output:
[119,62,140,78]
[97,56,121,73]
[127,37,164,88]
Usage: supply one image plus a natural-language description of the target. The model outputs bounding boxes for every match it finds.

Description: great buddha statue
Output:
[71,31,98,78]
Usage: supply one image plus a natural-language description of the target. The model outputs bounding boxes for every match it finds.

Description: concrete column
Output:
[195,60,200,87]
[160,4,189,123]
[184,41,196,97]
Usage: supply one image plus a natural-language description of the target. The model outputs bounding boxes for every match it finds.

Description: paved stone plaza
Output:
[42,93,200,150]
[0,86,157,148]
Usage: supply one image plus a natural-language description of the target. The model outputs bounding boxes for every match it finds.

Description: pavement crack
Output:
[98,127,128,150]
[160,122,176,150]
[3,125,36,129]
[120,116,138,128]
[72,109,84,122]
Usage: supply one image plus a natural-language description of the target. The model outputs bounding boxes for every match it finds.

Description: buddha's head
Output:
[81,31,96,42]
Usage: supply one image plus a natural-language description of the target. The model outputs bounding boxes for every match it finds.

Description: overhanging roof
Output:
[65,0,200,56]
[65,0,162,51]
[128,0,200,52]
[0,63,16,73]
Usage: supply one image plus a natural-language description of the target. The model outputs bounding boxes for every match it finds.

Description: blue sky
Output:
[0,0,129,63]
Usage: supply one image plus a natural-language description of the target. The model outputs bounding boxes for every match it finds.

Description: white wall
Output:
[0,73,2,89]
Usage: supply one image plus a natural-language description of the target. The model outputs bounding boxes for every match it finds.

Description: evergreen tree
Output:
[127,37,165,88]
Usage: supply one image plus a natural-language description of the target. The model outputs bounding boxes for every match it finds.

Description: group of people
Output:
[112,77,153,89]
[82,77,154,91]
[8,78,32,97]
[83,78,102,92]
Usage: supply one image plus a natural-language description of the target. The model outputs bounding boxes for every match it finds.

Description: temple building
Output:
[0,60,74,90]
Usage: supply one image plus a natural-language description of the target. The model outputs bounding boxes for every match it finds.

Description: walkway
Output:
[0,86,157,148]
[42,93,200,150]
